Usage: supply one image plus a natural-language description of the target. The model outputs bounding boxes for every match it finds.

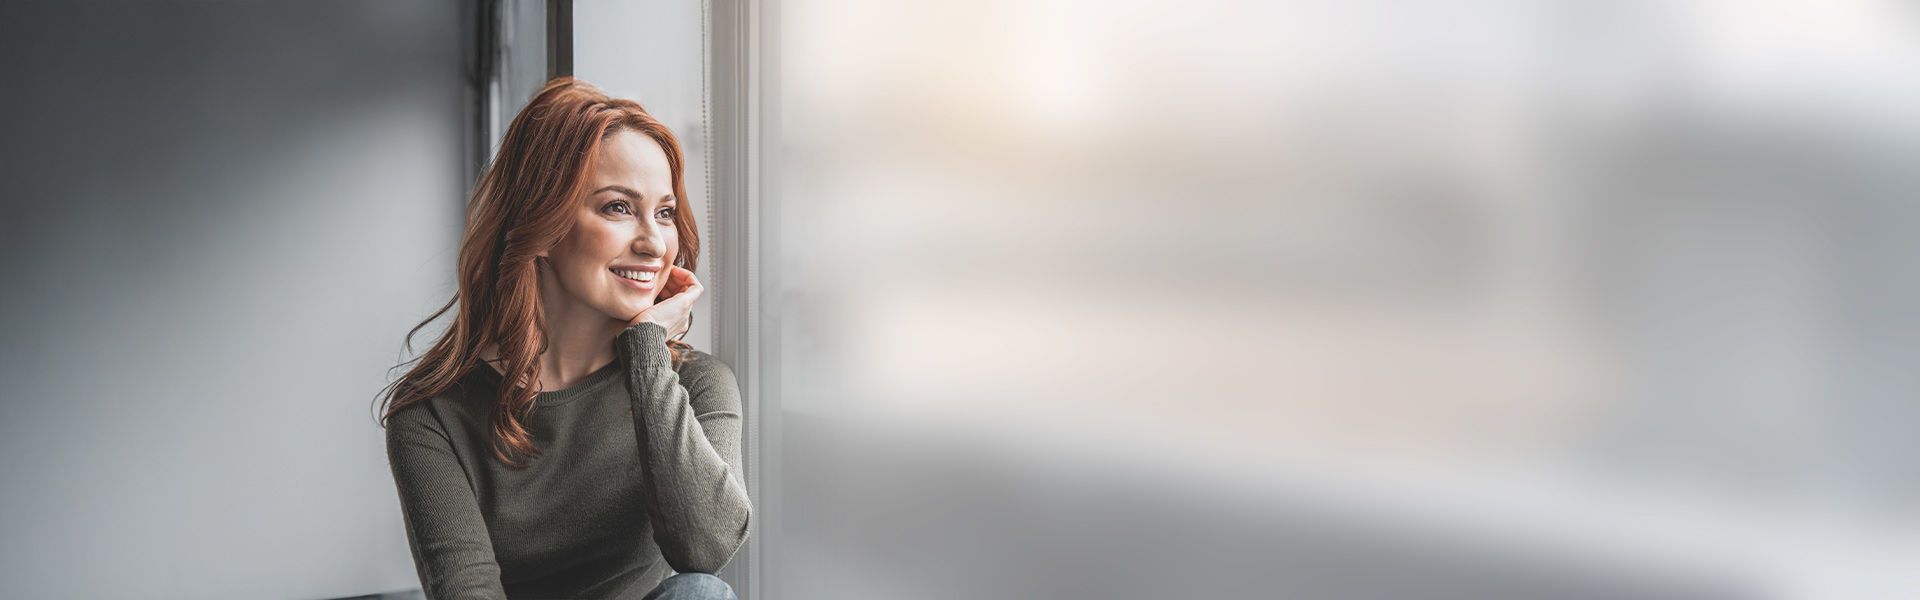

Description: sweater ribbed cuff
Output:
[617,321,671,369]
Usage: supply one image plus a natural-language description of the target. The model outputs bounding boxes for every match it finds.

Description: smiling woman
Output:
[373,77,748,600]
[541,133,687,331]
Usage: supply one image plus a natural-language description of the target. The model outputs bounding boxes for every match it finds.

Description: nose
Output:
[630,217,668,259]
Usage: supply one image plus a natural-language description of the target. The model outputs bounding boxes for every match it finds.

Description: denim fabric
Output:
[641,573,737,600]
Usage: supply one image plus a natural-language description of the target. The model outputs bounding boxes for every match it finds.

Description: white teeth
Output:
[613,269,657,282]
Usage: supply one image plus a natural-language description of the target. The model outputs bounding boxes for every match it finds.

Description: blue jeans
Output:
[642,573,737,600]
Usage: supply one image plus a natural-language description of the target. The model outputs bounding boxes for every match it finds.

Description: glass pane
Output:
[769,1,1920,598]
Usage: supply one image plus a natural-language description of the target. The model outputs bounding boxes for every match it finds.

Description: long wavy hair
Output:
[376,77,701,468]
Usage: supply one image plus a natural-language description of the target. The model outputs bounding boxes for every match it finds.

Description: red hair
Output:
[377,77,701,468]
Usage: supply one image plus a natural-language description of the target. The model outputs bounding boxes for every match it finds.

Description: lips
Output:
[610,265,661,290]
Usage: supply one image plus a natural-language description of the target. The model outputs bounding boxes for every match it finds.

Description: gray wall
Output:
[0,2,466,598]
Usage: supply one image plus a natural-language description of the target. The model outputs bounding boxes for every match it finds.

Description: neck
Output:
[523,267,625,392]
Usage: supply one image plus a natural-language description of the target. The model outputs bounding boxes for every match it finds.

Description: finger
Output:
[672,266,700,288]
[662,289,701,312]
[671,270,699,297]
[672,282,704,306]
[657,267,695,299]
[662,271,701,300]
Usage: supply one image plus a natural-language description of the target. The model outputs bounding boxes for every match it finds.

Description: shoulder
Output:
[675,348,741,403]
[384,382,481,445]
[385,395,447,438]
[675,347,730,378]
[384,400,453,464]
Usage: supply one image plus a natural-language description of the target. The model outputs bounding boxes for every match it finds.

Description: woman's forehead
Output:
[589,131,672,198]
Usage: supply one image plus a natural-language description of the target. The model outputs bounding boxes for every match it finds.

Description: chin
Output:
[590,299,641,323]
[616,298,655,318]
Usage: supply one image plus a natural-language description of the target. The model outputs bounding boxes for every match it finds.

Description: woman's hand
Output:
[627,266,703,340]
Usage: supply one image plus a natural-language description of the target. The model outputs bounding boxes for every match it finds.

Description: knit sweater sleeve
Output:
[616,322,753,574]
[385,405,508,599]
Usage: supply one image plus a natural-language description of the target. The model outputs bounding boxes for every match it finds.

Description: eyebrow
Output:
[594,185,675,205]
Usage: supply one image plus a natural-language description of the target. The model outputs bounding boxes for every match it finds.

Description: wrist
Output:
[617,321,669,357]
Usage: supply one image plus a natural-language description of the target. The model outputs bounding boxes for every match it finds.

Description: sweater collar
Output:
[469,357,622,407]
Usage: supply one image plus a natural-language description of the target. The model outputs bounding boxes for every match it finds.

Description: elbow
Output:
[661,505,753,574]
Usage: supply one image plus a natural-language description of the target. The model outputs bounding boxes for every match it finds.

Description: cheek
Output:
[555,224,625,279]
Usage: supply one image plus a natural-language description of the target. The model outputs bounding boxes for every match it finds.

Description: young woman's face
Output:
[541,129,679,322]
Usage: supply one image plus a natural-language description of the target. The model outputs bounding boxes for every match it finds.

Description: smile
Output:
[611,267,659,290]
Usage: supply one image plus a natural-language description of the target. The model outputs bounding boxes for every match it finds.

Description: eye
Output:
[655,206,676,219]
[603,200,633,216]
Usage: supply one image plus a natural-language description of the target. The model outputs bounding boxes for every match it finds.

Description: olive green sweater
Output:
[384,322,751,599]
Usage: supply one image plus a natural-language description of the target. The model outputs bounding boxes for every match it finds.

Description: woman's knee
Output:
[645,572,737,600]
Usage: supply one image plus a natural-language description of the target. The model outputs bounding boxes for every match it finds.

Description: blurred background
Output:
[3,0,1918,599]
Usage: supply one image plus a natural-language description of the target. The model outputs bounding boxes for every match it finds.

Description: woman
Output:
[377,77,749,600]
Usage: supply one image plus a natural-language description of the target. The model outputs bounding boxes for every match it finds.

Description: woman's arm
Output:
[385,406,509,599]
[618,321,753,574]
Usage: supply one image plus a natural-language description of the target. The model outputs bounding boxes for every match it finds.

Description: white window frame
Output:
[704,0,780,597]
